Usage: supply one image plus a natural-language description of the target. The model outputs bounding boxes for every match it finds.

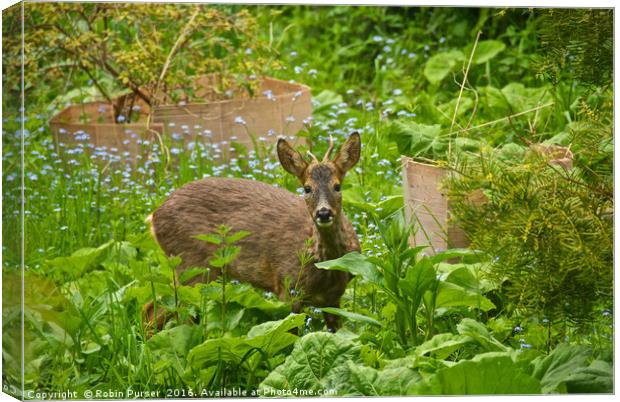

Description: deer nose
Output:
[316,208,333,223]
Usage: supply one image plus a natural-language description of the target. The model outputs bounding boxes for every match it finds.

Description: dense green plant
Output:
[259,327,611,395]
[3,3,277,118]
[446,99,613,335]
[534,9,613,88]
[317,212,496,349]
[2,5,613,398]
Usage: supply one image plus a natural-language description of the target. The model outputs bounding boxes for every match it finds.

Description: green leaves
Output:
[415,333,472,359]
[147,324,203,377]
[315,252,383,284]
[47,240,113,280]
[195,226,250,268]
[456,319,509,352]
[387,119,483,161]
[431,353,541,394]
[321,307,383,327]
[259,332,361,394]
[434,282,495,312]
[563,360,613,393]
[339,361,423,396]
[387,120,445,159]
[530,344,612,393]
[469,40,506,65]
[343,192,404,220]
[424,40,505,84]
[400,257,436,308]
[424,50,465,84]
[188,314,305,370]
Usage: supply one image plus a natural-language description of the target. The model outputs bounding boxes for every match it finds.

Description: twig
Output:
[446,102,555,137]
[451,31,481,132]
[152,7,200,107]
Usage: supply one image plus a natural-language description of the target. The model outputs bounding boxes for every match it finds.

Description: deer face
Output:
[277,132,361,228]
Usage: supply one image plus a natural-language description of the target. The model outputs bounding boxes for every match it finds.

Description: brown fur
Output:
[147,133,361,332]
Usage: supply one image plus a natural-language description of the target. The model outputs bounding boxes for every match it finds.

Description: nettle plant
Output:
[8,3,277,120]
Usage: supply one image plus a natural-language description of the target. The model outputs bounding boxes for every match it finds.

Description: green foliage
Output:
[534,9,613,87]
[447,106,613,330]
[317,215,494,348]
[3,3,276,117]
[2,5,613,398]
[260,332,361,395]
[428,353,541,394]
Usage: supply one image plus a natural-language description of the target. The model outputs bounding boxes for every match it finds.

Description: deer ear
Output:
[277,138,308,179]
[333,132,361,174]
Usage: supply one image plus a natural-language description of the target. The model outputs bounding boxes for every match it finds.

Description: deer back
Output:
[151,177,317,294]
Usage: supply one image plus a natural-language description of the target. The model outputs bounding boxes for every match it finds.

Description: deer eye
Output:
[304,186,312,194]
[334,184,341,192]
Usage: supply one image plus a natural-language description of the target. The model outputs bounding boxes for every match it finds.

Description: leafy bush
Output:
[447,101,613,333]
[3,3,277,118]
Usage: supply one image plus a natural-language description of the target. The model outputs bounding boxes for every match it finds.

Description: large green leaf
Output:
[530,344,592,394]
[315,252,383,284]
[321,307,383,327]
[339,360,423,396]
[456,318,510,352]
[259,332,361,394]
[434,282,495,312]
[147,324,203,376]
[430,248,478,264]
[344,195,404,220]
[388,120,444,158]
[400,258,436,307]
[424,50,465,84]
[430,354,541,394]
[188,314,304,369]
[469,40,506,65]
[226,283,289,316]
[47,240,113,279]
[501,83,553,114]
[415,333,473,359]
[564,359,613,393]
[479,85,511,112]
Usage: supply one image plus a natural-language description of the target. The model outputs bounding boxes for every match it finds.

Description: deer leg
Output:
[323,301,341,333]
[142,300,173,336]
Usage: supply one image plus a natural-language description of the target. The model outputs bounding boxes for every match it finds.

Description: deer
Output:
[146,132,361,332]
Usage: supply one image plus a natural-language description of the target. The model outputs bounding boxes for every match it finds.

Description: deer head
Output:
[277,132,361,228]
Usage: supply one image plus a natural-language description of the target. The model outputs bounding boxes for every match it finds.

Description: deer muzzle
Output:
[315,207,334,227]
